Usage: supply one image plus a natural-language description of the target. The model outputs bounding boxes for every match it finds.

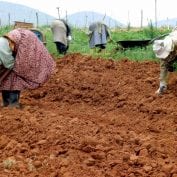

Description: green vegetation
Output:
[45,26,170,61]
[0,26,12,35]
[0,25,171,61]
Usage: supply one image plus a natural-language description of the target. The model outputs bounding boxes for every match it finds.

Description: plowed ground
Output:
[1,53,177,177]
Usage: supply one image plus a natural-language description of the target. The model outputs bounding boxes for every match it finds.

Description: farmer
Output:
[0,28,56,108]
[153,28,177,94]
[88,21,111,53]
[51,19,72,55]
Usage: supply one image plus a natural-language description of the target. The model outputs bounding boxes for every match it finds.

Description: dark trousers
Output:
[95,44,106,49]
[95,44,106,52]
[2,90,20,107]
[55,42,68,55]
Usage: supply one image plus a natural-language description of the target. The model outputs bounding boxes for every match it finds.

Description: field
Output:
[1,27,177,176]
[1,53,177,176]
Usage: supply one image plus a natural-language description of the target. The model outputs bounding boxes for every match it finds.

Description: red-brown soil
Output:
[1,53,177,177]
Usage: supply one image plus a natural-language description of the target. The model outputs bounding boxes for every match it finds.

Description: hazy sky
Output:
[1,0,176,26]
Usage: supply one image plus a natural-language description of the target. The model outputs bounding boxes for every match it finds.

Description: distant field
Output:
[44,26,170,61]
[0,25,170,60]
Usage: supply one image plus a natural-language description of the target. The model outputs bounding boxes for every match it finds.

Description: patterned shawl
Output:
[0,28,56,90]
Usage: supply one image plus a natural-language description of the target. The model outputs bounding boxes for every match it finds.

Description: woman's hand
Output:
[155,85,167,95]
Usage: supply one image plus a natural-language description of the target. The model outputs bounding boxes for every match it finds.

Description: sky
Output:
[1,0,177,27]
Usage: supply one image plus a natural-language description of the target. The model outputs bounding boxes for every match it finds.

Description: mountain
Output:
[0,2,123,28]
[67,11,124,28]
[1,1,177,29]
[157,18,177,27]
[0,1,54,26]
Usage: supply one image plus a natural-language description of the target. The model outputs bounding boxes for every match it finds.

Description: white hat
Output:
[153,37,174,59]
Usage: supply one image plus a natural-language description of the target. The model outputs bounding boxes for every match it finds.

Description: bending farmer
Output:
[51,19,72,55]
[88,21,111,53]
[153,28,177,94]
[0,28,56,108]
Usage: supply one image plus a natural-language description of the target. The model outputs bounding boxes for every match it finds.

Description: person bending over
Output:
[153,28,177,94]
[51,19,72,55]
[0,28,56,108]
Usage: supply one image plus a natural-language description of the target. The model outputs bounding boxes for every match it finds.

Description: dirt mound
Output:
[1,53,177,176]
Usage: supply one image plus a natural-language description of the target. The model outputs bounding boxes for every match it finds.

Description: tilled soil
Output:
[1,53,177,177]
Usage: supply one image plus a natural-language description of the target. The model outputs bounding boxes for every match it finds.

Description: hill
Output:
[157,18,177,27]
[0,1,54,26]
[67,11,124,28]
[0,2,123,28]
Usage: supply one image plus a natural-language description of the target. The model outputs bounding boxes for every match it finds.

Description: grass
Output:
[0,25,171,61]
[46,26,170,61]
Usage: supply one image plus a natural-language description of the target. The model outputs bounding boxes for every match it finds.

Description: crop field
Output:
[1,26,177,176]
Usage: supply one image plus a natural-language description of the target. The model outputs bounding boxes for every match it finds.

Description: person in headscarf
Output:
[88,21,111,53]
[51,19,72,55]
[0,28,56,108]
[153,28,177,94]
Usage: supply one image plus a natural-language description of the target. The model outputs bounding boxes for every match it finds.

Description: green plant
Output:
[0,25,171,61]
